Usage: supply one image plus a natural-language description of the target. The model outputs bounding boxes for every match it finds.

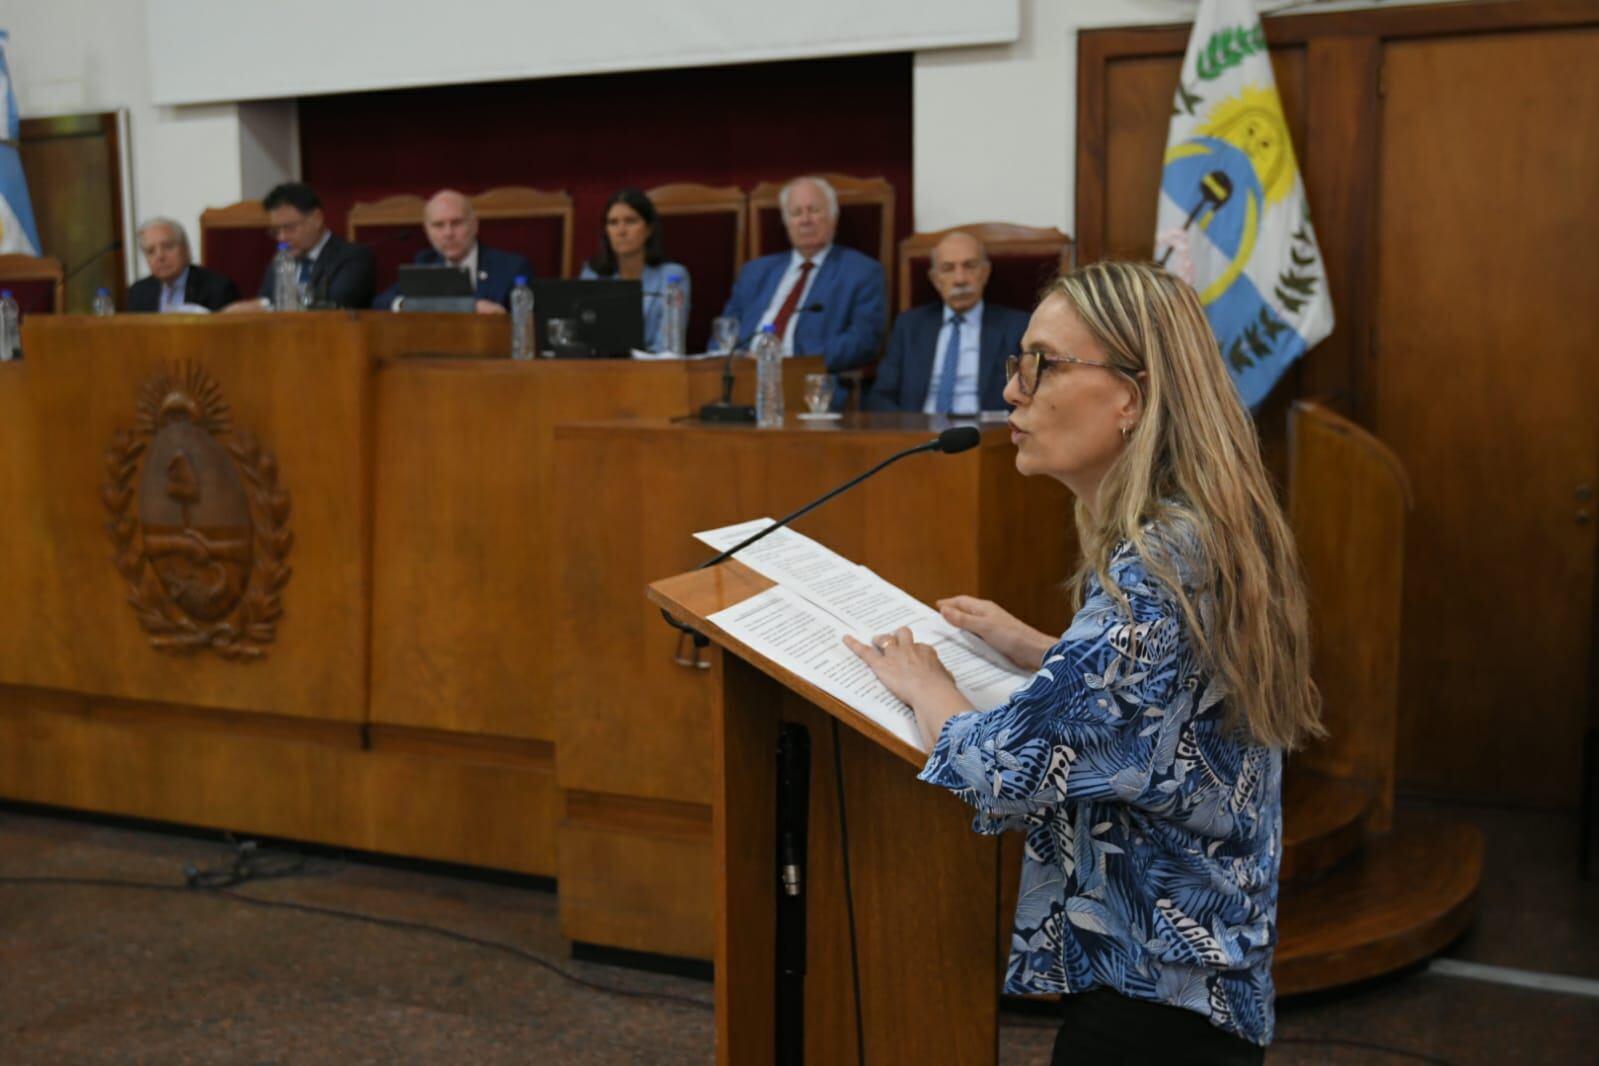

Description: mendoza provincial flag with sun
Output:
[0,30,40,257]
[1154,0,1332,408]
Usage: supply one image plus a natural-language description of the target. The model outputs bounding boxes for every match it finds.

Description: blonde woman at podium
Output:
[845,261,1321,1065]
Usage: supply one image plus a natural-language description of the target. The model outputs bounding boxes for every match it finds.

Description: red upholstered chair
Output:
[644,183,746,352]
[748,173,895,286]
[199,200,274,299]
[471,186,574,280]
[897,223,1074,315]
[347,194,430,298]
[0,254,65,316]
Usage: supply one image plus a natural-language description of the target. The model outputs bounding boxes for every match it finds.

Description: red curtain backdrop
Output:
[298,53,913,320]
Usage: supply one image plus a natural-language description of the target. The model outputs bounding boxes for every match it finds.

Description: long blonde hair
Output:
[1049,261,1322,750]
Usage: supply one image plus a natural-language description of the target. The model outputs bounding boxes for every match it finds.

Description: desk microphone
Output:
[700,303,825,424]
[660,426,982,649]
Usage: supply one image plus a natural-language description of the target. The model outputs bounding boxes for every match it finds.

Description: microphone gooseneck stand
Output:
[698,303,825,423]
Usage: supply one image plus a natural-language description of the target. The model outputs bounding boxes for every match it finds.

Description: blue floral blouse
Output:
[919,531,1283,1046]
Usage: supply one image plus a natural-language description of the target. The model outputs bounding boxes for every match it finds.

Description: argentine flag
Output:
[0,30,39,257]
[1154,0,1332,409]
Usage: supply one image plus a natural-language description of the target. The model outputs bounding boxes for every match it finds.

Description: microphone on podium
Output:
[661,426,983,656]
[699,303,825,424]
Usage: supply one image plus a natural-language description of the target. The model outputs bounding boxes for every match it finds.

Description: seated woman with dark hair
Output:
[580,188,691,353]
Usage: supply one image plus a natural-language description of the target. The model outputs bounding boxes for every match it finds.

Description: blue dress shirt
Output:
[922,301,985,415]
[160,267,190,312]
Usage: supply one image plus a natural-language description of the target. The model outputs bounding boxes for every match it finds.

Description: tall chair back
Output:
[643,183,746,351]
[198,200,273,298]
[748,173,894,285]
[1288,400,1414,831]
[898,222,1073,315]
[0,254,65,315]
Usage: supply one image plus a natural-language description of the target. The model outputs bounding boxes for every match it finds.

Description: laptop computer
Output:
[531,279,644,358]
[396,265,476,313]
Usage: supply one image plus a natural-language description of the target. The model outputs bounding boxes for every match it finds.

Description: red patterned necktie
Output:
[769,259,815,341]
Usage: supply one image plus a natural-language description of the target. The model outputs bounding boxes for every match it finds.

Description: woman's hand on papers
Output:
[935,596,1056,672]
[843,627,973,749]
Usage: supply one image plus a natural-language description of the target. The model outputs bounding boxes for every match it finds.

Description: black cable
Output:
[830,718,867,1065]
[0,872,713,1014]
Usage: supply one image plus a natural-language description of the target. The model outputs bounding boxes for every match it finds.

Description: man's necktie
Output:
[769,260,815,343]
[297,256,312,285]
[934,313,964,414]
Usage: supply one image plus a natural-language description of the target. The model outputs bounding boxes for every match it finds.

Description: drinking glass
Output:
[803,373,835,415]
[711,315,740,354]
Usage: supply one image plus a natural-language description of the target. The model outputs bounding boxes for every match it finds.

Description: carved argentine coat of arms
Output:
[102,363,292,659]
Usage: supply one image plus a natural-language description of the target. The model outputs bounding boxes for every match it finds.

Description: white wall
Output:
[146,0,1020,105]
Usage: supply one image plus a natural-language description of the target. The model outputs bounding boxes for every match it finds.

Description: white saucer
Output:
[796,412,843,421]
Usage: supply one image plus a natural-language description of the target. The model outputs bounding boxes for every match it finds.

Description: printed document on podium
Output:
[697,518,1034,753]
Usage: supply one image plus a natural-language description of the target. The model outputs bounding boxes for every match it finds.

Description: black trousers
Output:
[1050,989,1265,1066]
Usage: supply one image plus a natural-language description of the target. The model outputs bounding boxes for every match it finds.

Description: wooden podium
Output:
[648,561,1003,1066]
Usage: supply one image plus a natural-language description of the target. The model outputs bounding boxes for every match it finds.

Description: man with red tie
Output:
[719,176,886,372]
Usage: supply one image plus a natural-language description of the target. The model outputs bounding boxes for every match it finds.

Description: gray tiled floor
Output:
[0,798,1593,1065]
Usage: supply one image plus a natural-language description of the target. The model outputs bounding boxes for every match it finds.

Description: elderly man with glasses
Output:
[719,175,886,374]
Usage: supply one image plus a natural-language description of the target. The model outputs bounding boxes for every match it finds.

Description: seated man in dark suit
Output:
[126,217,239,312]
[868,231,1029,415]
[373,189,533,313]
[223,182,376,311]
[720,175,885,372]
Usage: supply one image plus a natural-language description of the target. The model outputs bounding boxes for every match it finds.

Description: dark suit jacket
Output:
[126,263,240,312]
[256,233,377,310]
[720,245,886,372]
[867,301,1030,413]
[372,244,534,310]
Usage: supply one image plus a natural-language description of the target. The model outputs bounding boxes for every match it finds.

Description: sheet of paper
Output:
[695,519,1036,732]
[694,519,935,633]
[708,585,926,752]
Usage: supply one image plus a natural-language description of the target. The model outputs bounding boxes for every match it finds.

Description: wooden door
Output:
[1375,29,1599,806]
[19,113,125,311]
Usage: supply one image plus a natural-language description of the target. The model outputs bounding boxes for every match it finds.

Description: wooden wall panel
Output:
[369,357,821,741]
[1376,28,1599,806]
[0,686,557,875]
[0,315,371,720]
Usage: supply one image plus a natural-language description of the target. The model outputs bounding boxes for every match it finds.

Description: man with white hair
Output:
[720,175,885,372]
[372,189,533,313]
[868,231,1028,414]
[125,217,239,312]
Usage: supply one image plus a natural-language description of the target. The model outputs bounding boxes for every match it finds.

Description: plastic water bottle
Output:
[0,290,18,361]
[272,242,302,311]
[660,271,687,355]
[510,276,535,360]
[754,324,784,428]
[92,288,115,316]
